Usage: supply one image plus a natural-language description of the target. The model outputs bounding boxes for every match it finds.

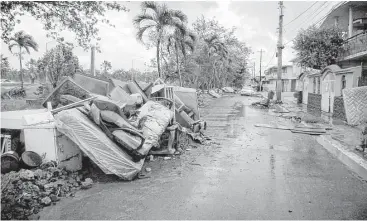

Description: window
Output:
[283,68,287,74]
[341,75,346,95]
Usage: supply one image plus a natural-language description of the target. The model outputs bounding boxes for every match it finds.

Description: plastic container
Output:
[21,151,43,169]
[1,151,20,174]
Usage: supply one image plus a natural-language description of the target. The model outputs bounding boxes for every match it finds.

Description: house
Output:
[263,65,298,92]
[299,1,367,120]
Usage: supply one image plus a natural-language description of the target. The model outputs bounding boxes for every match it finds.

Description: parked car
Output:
[240,86,255,96]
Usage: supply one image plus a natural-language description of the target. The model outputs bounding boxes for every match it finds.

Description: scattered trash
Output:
[81,178,93,189]
[21,151,43,169]
[163,157,172,160]
[186,148,191,151]
[41,197,52,206]
[1,151,20,174]
[190,163,201,166]
[145,167,151,172]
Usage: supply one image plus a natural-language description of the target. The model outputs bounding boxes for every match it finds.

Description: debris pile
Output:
[1,76,211,218]
[1,162,92,220]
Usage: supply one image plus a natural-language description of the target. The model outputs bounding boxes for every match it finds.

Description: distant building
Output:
[263,65,298,92]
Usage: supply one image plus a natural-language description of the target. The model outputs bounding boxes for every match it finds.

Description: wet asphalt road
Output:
[41,95,367,220]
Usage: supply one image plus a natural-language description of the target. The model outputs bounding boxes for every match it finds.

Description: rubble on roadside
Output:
[1,76,215,219]
[1,162,92,220]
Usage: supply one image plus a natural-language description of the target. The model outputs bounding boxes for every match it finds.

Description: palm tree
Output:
[133,1,188,78]
[100,60,112,75]
[167,27,196,86]
[8,31,39,89]
[204,35,228,88]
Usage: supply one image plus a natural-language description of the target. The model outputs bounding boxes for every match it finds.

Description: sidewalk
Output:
[278,96,367,181]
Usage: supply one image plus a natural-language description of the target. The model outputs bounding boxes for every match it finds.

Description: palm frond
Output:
[184,40,195,52]
[8,42,18,53]
[25,39,39,52]
[24,46,31,54]
[187,31,197,43]
[136,24,155,42]
[173,21,187,37]
[170,10,188,23]
[141,1,159,13]
[133,14,157,27]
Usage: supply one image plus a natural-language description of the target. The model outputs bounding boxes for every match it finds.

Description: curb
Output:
[316,135,367,181]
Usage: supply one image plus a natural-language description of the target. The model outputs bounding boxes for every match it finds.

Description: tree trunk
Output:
[19,47,24,89]
[157,38,161,78]
[175,43,182,87]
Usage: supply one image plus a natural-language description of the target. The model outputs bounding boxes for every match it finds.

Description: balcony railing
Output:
[353,18,367,30]
[339,31,367,60]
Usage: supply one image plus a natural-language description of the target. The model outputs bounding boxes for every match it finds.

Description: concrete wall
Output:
[334,66,362,96]
[307,93,322,112]
[333,96,347,121]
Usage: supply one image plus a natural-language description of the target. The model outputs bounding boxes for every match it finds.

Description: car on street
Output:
[240,86,255,96]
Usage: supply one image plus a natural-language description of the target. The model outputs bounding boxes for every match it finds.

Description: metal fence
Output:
[339,31,367,59]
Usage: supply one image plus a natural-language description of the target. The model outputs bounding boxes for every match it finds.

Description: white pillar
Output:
[348,6,353,38]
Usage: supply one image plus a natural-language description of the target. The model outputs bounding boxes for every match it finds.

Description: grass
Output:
[1,82,46,112]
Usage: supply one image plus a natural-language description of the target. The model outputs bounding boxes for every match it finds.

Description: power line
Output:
[313,1,347,27]
[283,1,346,47]
[263,49,276,70]
[284,1,328,34]
[284,1,318,27]
[298,1,333,28]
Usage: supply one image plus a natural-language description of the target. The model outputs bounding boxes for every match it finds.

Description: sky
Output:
[0,1,340,76]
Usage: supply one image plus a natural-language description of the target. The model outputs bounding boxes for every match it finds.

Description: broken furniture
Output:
[42,77,92,109]
[0,108,82,172]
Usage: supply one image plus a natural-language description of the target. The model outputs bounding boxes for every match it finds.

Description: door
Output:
[303,78,308,105]
[321,72,335,113]
[291,79,296,92]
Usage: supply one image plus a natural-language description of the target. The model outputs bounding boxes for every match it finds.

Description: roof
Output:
[265,65,293,72]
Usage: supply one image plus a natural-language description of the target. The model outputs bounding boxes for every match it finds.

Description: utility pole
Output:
[276,1,284,102]
[258,49,264,91]
[90,45,96,76]
[253,62,256,79]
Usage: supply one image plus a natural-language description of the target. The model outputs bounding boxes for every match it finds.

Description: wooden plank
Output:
[51,96,97,114]
[291,128,326,133]
[290,130,325,135]
[254,124,291,130]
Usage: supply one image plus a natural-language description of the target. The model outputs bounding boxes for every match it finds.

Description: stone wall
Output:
[343,86,367,125]
[307,93,322,112]
[333,96,347,121]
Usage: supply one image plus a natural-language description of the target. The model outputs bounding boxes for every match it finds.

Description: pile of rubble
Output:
[1,162,93,220]
[1,76,211,219]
